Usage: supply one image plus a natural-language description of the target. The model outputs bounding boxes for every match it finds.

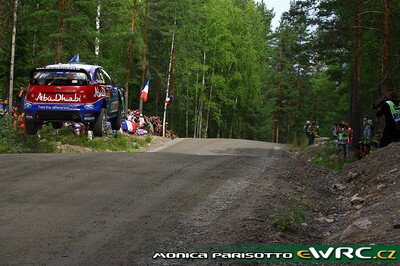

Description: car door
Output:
[96,68,118,117]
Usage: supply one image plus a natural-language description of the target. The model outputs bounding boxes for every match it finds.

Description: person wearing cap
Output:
[72,122,85,136]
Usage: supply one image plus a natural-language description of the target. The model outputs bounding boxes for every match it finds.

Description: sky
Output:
[256,0,291,29]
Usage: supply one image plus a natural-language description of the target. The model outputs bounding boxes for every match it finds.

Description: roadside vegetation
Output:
[0,117,47,153]
[2,1,397,143]
[271,206,306,232]
[0,121,152,154]
[308,141,348,172]
[290,138,349,172]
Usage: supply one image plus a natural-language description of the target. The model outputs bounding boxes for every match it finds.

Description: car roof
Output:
[44,63,99,73]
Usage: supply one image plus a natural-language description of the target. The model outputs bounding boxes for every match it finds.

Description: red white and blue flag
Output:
[121,120,137,134]
[140,80,150,102]
[164,95,173,105]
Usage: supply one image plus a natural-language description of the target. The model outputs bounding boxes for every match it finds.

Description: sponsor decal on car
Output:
[35,93,81,103]
[94,87,110,98]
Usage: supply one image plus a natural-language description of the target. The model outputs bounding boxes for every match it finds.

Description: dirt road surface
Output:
[0,139,288,264]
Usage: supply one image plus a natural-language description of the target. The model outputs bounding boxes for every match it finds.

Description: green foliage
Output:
[271,206,306,232]
[1,0,396,144]
[309,141,348,171]
[0,117,50,153]
[0,121,150,154]
[38,124,139,152]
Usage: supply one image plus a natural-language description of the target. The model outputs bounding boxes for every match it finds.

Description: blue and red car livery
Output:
[24,63,126,136]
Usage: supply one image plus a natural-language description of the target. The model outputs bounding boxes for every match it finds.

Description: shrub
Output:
[310,141,347,171]
[271,207,306,232]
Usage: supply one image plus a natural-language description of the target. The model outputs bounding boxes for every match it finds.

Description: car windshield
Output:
[31,70,90,86]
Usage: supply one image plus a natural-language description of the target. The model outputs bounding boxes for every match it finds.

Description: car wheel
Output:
[93,108,107,137]
[52,122,63,129]
[25,119,38,135]
[111,105,122,131]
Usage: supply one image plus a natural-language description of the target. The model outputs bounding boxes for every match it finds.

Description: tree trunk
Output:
[8,0,18,113]
[139,0,148,115]
[198,51,206,138]
[95,3,101,60]
[351,0,364,146]
[205,67,214,138]
[170,42,176,131]
[124,0,137,110]
[275,118,280,144]
[162,21,176,137]
[193,70,199,138]
[294,79,301,143]
[382,0,390,97]
[186,81,189,138]
[155,33,161,116]
[56,0,65,64]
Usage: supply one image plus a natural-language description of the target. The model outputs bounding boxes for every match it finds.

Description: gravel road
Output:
[0,139,287,264]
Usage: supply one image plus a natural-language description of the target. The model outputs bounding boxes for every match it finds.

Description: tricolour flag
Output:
[140,80,150,102]
[164,95,173,104]
[121,120,137,134]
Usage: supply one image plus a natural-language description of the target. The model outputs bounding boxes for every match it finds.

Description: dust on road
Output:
[0,139,290,264]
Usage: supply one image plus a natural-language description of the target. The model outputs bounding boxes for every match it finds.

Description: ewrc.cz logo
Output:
[297,247,397,261]
[153,245,399,263]
[153,252,293,260]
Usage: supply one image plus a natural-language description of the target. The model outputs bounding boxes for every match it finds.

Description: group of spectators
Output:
[1,87,25,130]
[305,92,400,161]
[121,109,177,138]
[0,99,9,118]
[332,121,354,160]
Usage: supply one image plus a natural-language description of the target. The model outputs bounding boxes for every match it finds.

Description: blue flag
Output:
[69,54,80,64]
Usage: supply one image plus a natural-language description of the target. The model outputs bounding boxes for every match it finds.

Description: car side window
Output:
[101,69,113,86]
[95,69,105,84]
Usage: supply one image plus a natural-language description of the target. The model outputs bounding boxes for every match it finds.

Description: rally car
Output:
[24,62,126,136]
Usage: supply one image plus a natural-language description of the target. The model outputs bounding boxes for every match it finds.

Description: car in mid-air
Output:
[24,60,126,136]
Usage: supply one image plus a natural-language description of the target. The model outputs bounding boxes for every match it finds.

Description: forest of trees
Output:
[0,0,399,143]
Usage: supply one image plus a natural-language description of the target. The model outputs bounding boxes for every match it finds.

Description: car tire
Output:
[52,122,63,129]
[25,119,38,135]
[93,108,107,137]
[110,105,122,131]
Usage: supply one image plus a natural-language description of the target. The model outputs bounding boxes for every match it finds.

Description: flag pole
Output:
[139,80,149,114]
[162,101,168,137]
[163,21,176,138]
[139,98,143,114]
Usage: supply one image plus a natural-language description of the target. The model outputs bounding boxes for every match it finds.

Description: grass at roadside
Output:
[0,120,152,153]
[0,117,51,153]
[301,141,348,171]
[289,137,349,171]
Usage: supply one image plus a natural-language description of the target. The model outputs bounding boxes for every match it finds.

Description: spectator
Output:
[332,123,342,139]
[72,122,85,136]
[304,121,313,146]
[362,115,373,144]
[312,121,319,138]
[15,87,25,115]
[375,92,400,148]
[0,99,5,117]
[338,122,353,160]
